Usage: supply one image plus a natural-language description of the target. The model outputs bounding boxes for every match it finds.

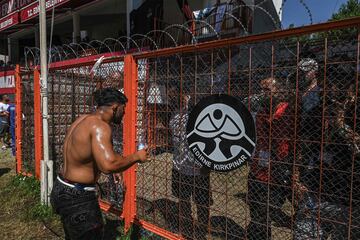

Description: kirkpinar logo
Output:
[186,94,256,172]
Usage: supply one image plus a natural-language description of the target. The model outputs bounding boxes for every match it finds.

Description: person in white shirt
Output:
[0,95,10,149]
[169,85,212,240]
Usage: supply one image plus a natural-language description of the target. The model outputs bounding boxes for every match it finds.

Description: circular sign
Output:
[186,94,256,172]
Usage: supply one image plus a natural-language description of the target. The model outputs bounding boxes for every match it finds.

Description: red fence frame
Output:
[123,55,138,231]
[15,65,22,174]
[14,17,360,239]
[34,69,42,179]
[15,67,42,178]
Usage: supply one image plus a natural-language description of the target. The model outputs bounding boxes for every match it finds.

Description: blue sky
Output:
[281,0,350,28]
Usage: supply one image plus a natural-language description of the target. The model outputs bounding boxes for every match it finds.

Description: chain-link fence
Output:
[135,22,360,239]
[18,71,35,175]
[15,18,360,240]
[47,59,125,206]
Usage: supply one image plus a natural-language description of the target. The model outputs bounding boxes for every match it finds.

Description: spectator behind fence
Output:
[7,103,15,156]
[344,75,360,239]
[168,85,213,240]
[0,95,10,150]
[246,77,295,240]
[50,88,150,240]
[294,56,359,239]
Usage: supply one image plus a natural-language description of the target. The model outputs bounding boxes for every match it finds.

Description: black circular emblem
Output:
[186,94,256,172]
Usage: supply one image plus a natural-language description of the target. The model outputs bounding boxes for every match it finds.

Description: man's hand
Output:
[113,173,123,184]
[135,149,149,163]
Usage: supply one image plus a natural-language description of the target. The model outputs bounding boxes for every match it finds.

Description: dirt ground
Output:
[136,152,293,240]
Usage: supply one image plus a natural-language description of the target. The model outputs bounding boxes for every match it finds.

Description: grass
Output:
[0,150,152,240]
[9,175,55,220]
[0,150,63,239]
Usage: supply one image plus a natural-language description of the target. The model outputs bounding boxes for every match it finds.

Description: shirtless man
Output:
[50,88,148,240]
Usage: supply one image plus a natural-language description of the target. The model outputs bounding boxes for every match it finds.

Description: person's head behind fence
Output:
[1,94,9,103]
[93,87,128,107]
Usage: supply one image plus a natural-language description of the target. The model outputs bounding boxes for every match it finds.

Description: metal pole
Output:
[72,11,80,43]
[39,0,51,205]
[126,0,133,49]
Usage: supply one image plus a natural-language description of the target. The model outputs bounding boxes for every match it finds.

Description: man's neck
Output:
[95,108,113,124]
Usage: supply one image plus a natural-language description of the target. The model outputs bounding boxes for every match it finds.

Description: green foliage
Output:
[10,175,40,197]
[284,0,359,45]
[8,175,56,221]
[292,0,360,44]
[324,0,360,38]
[330,0,360,21]
[27,202,54,221]
[117,226,132,240]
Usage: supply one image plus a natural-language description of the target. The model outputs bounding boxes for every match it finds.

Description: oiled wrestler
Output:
[51,88,149,240]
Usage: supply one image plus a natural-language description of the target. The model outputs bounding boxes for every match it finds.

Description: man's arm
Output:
[91,122,147,174]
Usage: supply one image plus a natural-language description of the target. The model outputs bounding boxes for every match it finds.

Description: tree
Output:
[324,0,360,39]
[330,0,360,21]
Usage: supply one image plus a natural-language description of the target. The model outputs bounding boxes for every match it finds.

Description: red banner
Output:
[20,0,69,22]
[0,70,15,88]
[0,12,18,31]
[0,0,35,18]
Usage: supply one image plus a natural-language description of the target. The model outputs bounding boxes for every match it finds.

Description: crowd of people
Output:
[157,52,359,239]
[47,49,359,239]
[0,94,15,156]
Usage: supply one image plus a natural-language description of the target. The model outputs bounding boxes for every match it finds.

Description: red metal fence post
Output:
[15,64,22,174]
[34,69,42,179]
[123,55,138,232]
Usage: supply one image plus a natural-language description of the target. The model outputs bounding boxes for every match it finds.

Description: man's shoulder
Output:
[80,115,111,131]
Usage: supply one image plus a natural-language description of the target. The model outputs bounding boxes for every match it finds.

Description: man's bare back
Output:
[62,108,147,184]
[62,114,101,184]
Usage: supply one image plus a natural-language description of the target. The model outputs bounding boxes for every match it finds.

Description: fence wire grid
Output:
[19,71,35,174]
[16,19,360,240]
[135,26,360,240]
[47,61,125,206]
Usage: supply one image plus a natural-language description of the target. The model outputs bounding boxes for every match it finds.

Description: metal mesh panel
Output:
[20,72,35,174]
[136,27,360,240]
[47,61,124,206]
[96,61,125,207]
[48,66,95,172]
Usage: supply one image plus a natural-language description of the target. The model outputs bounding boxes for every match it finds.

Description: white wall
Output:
[272,0,283,21]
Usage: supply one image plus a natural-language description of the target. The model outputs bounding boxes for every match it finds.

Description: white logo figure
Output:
[187,103,255,162]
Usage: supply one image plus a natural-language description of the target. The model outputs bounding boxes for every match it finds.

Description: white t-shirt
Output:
[0,102,9,123]
[0,102,9,112]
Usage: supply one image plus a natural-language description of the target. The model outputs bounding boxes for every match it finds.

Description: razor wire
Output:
[18,13,360,239]
[24,1,318,68]
[103,38,127,53]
